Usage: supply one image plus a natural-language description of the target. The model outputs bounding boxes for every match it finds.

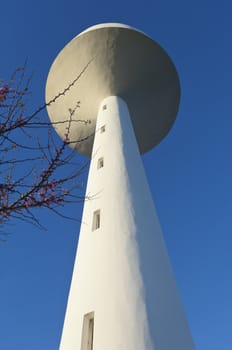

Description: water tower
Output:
[46,23,195,350]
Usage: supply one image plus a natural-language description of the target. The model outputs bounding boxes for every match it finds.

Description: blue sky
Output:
[0,0,231,349]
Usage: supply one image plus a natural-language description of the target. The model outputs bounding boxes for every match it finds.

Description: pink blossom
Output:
[18,115,24,123]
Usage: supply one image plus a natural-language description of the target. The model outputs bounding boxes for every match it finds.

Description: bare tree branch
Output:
[0,63,93,239]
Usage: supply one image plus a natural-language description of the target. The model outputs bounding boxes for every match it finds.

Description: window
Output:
[102,104,107,110]
[100,125,106,133]
[81,312,94,350]
[97,157,104,169]
[92,210,100,231]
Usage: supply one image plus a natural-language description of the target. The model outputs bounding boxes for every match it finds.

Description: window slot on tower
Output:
[102,104,107,110]
[97,157,104,169]
[100,125,106,133]
[92,210,100,231]
[81,312,94,350]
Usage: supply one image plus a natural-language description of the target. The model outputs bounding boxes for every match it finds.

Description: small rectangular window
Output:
[97,157,104,169]
[81,312,94,350]
[92,210,100,231]
[100,125,106,133]
[102,104,107,110]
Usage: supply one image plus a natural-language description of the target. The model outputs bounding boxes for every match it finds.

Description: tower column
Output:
[59,96,195,350]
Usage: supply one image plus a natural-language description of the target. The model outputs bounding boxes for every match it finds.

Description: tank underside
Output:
[46,23,180,156]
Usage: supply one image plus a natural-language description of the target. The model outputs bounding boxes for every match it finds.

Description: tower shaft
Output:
[59,96,195,350]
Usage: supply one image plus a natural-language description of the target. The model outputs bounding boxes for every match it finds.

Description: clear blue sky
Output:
[0,0,231,349]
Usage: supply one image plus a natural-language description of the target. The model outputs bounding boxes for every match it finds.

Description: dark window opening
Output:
[100,125,106,133]
[97,157,104,169]
[92,210,100,231]
[81,312,94,350]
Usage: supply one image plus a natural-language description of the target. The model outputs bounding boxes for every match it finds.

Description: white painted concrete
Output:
[59,96,195,350]
[46,23,180,156]
[78,23,135,36]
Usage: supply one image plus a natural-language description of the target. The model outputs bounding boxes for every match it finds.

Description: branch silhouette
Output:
[0,63,94,239]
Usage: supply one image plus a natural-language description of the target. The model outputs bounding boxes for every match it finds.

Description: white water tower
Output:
[46,23,195,350]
